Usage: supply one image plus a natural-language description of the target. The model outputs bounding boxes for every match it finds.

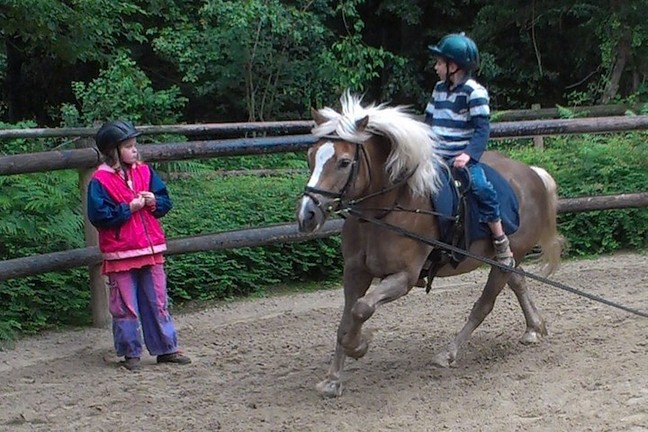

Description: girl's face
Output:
[118,138,139,165]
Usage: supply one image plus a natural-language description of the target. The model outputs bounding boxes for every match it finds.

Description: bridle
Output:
[302,135,371,214]
[301,134,422,219]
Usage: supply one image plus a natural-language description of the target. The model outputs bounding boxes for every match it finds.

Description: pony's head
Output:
[297,90,442,233]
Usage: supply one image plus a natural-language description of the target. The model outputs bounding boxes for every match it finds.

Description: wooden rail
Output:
[0,103,642,140]
[1,192,647,282]
[493,103,644,122]
[2,116,648,176]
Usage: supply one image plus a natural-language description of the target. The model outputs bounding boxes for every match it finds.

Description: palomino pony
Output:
[296,91,563,398]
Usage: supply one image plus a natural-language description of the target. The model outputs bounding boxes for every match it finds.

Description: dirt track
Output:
[1,252,647,431]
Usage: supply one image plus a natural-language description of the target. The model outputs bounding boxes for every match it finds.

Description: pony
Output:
[296,91,564,398]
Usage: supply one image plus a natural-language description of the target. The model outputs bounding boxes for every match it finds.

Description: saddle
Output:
[419,162,520,292]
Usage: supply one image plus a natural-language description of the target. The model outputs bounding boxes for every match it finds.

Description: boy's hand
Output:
[129,196,146,213]
[453,153,471,169]
[139,191,156,207]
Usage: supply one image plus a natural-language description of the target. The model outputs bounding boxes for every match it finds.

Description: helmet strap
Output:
[444,62,460,87]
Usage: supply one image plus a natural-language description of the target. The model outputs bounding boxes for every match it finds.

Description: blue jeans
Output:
[466,162,501,223]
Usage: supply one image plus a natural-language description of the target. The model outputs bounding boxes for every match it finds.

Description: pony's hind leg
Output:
[507,270,548,344]
[316,268,373,398]
[433,268,510,368]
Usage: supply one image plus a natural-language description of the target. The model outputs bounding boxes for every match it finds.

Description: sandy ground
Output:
[0,252,647,432]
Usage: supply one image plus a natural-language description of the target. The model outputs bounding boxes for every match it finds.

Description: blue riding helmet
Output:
[428,33,480,72]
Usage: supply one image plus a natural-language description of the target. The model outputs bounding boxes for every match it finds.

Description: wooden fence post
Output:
[75,137,110,328]
[532,103,545,150]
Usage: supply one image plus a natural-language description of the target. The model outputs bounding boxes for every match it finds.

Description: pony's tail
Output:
[531,166,567,276]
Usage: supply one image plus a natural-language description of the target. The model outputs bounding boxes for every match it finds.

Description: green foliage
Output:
[0,128,89,339]
[151,0,337,120]
[323,33,407,94]
[0,121,45,153]
[1,1,146,63]
[0,172,84,254]
[149,0,412,120]
[163,173,342,301]
[508,133,648,255]
[0,270,91,340]
[201,153,308,171]
[3,0,648,124]
[61,53,187,126]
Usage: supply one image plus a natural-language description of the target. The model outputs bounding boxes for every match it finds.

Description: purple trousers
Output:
[107,264,179,358]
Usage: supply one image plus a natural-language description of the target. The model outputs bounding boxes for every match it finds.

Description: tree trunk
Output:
[4,35,24,123]
[600,34,631,103]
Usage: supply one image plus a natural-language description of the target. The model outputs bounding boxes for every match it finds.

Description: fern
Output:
[0,170,84,257]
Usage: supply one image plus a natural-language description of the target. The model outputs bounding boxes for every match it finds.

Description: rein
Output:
[342,207,648,319]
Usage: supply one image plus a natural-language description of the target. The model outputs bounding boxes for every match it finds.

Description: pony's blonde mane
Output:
[311,90,443,196]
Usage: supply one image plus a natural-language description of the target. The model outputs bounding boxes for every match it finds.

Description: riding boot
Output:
[493,234,515,269]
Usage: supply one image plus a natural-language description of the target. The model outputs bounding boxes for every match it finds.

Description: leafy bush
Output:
[162,173,342,301]
[60,53,187,127]
[508,132,648,254]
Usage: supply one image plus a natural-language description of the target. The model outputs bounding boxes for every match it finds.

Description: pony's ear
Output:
[355,115,369,131]
[311,107,328,125]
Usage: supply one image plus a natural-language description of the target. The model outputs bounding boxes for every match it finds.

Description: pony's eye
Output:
[338,159,352,169]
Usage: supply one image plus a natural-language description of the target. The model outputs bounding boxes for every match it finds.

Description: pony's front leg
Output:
[316,268,373,398]
[341,271,412,358]
[433,268,510,368]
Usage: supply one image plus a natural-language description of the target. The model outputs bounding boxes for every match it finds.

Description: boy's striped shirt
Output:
[424,78,490,159]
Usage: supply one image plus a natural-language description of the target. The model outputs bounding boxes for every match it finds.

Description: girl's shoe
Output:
[157,352,192,365]
[123,356,141,371]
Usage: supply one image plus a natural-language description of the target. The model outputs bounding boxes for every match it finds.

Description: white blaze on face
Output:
[298,142,335,218]
[308,142,335,187]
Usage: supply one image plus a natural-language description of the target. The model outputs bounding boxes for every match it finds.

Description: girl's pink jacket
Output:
[87,163,170,261]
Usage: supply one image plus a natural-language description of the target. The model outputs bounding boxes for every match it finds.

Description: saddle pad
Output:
[433,162,520,245]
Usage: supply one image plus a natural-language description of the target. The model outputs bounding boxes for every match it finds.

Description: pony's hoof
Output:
[520,330,541,345]
[432,350,457,368]
[316,379,342,398]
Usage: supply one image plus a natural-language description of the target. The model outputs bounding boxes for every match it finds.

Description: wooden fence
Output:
[1,115,648,327]
[493,103,644,122]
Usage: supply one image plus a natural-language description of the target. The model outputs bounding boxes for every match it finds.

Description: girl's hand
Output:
[129,196,146,213]
[139,191,156,207]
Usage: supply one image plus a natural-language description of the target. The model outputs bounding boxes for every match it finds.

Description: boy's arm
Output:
[465,116,490,162]
[149,167,172,218]
[466,85,491,162]
[87,179,131,228]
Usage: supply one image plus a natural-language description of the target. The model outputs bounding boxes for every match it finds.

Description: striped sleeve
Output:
[467,80,490,118]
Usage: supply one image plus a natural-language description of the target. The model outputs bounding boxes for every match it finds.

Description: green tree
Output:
[0,0,146,122]
[472,0,648,107]
[61,53,187,126]
[150,0,405,121]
